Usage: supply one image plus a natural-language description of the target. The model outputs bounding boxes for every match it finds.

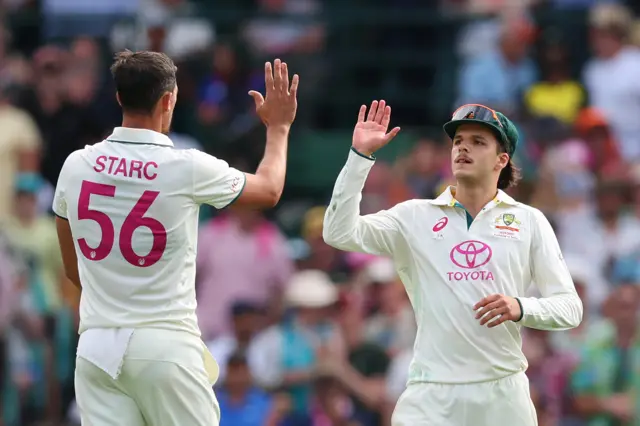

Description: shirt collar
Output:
[106,127,174,147]
[428,186,519,207]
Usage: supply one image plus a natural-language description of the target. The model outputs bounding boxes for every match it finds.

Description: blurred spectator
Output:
[523,329,577,425]
[242,0,324,60]
[196,208,293,340]
[2,172,78,422]
[574,108,623,177]
[296,206,350,283]
[207,302,264,383]
[571,283,640,425]
[0,81,42,223]
[248,270,345,414]
[384,348,412,422]
[550,255,603,357]
[525,35,586,124]
[584,2,640,161]
[362,258,416,356]
[0,234,19,420]
[556,179,640,290]
[217,351,292,426]
[361,162,413,216]
[110,0,214,60]
[457,16,536,113]
[195,41,264,147]
[16,45,107,188]
[398,137,446,199]
[242,0,325,122]
[336,286,390,425]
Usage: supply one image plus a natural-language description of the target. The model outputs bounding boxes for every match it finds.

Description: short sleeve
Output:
[191,149,246,209]
[52,153,77,219]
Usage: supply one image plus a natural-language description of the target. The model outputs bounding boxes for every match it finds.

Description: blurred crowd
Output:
[1,0,640,425]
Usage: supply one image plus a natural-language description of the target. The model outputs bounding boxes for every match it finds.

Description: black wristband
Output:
[350,147,375,160]
[514,298,524,322]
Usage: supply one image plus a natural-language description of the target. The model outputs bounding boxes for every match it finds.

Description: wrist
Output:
[266,124,291,135]
[350,146,375,160]
[514,297,524,322]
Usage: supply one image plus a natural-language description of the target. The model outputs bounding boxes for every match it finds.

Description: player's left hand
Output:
[473,294,522,328]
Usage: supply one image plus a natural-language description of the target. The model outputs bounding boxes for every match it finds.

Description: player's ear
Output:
[496,152,510,170]
[115,92,122,107]
[160,91,173,112]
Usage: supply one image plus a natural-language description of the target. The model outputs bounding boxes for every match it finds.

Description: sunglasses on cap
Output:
[451,104,504,128]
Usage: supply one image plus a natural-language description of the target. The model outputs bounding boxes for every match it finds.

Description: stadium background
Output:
[1,0,640,425]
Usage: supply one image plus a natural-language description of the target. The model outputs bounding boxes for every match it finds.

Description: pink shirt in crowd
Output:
[196,215,294,339]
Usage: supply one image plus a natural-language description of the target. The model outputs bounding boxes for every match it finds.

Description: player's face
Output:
[161,85,178,134]
[451,124,508,185]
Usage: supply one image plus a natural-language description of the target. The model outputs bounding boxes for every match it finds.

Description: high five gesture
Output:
[249,59,299,128]
[352,100,401,156]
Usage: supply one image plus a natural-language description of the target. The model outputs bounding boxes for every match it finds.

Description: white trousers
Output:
[391,372,538,426]
[75,328,220,426]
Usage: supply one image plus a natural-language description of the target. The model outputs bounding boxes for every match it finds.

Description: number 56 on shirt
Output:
[77,180,167,268]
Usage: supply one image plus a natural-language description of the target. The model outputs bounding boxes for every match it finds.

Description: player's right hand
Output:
[352,100,401,157]
[249,59,299,128]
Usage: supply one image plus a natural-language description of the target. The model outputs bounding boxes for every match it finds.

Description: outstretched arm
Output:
[323,100,403,257]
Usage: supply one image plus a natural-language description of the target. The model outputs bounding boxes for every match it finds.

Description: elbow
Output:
[264,187,281,208]
[568,294,584,329]
[322,219,343,249]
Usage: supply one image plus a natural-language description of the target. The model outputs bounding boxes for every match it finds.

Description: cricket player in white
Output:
[53,51,298,426]
[323,101,583,425]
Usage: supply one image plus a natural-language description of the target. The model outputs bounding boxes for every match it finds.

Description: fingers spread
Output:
[274,58,282,91]
[367,101,378,121]
[282,62,290,94]
[374,100,386,124]
[357,105,366,123]
[381,105,391,129]
[248,90,265,109]
[384,126,401,143]
[290,74,299,98]
[265,62,274,94]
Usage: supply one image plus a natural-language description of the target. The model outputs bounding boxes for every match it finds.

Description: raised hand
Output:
[249,59,299,128]
[352,100,401,156]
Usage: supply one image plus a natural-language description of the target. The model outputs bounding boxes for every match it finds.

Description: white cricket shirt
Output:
[53,127,246,336]
[323,149,583,384]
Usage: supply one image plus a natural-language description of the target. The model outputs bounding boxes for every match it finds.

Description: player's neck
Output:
[121,115,164,134]
[453,184,498,218]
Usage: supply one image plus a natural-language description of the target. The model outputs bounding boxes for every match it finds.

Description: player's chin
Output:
[452,166,476,180]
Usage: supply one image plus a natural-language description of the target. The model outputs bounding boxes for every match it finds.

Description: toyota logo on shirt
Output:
[450,240,492,269]
[448,240,494,282]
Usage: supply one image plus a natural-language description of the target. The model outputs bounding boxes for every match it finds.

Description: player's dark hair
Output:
[497,159,521,190]
[483,125,522,190]
[110,50,177,114]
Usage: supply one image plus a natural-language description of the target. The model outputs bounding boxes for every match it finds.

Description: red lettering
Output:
[107,156,119,174]
[114,158,128,176]
[93,156,158,181]
[129,160,143,179]
[143,162,158,180]
[447,271,495,281]
[94,155,107,173]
